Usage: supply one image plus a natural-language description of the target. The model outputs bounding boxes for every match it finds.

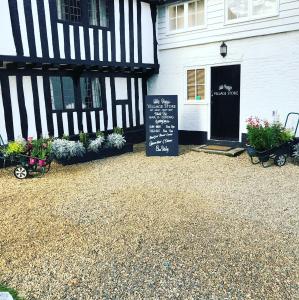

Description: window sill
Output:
[224,12,279,26]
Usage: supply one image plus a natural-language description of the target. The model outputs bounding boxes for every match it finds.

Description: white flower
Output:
[106,133,126,149]
[51,139,85,160]
[88,136,105,153]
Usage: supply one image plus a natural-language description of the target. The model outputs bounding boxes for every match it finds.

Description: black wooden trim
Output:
[100,77,108,131]
[73,25,81,60]
[63,23,71,60]
[75,76,83,132]
[102,30,108,62]
[0,76,14,141]
[142,77,147,123]
[23,0,37,58]
[37,0,49,59]
[42,75,54,136]
[137,0,142,64]
[127,78,133,127]
[31,76,42,137]
[119,0,126,63]
[16,75,28,139]
[134,77,140,126]
[56,112,64,136]
[84,27,91,61]
[48,0,60,59]
[67,111,75,136]
[110,77,117,128]
[86,110,93,132]
[129,0,134,63]
[109,0,116,62]
[121,105,126,129]
[93,28,99,61]
[8,0,24,56]
[150,3,158,65]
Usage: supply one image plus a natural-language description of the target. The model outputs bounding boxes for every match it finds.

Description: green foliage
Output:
[246,117,294,151]
[5,140,26,156]
[79,132,90,148]
[62,134,70,140]
[113,127,124,135]
[0,283,24,300]
[30,138,52,159]
[96,130,104,138]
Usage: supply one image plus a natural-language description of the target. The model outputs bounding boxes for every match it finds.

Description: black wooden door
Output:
[211,65,240,140]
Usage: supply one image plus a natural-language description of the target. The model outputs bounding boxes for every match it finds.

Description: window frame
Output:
[79,76,103,111]
[167,0,207,34]
[185,66,207,105]
[224,0,280,25]
[50,76,76,112]
[56,0,111,30]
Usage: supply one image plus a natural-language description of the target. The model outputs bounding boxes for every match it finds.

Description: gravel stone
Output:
[0,145,298,299]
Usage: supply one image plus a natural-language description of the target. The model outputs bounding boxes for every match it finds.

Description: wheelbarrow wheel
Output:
[14,165,28,179]
[274,154,287,167]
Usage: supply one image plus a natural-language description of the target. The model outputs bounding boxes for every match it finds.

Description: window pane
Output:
[196,69,205,84]
[89,0,98,25]
[50,77,63,110]
[91,78,102,108]
[62,77,75,109]
[196,0,205,25]
[177,17,184,29]
[189,14,196,27]
[253,0,277,16]
[99,0,109,27]
[188,2,195,15]
[58,0,81,22]
[227,0,249,20]
[169,6,176,19]
[169,18,176,30]
[188,85,196,99]
[80,78,93,109]
[177,4,184,17]
[196,85,205,100]
[187,70,196,85]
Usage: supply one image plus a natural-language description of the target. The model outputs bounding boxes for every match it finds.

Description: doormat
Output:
[202,145,232,151]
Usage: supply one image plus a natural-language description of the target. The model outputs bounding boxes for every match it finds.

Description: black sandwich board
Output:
[145,95,178,156]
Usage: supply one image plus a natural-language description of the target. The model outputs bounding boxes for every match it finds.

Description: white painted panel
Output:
[105,77,113,130]
[23,76,37,139]
[57,23,65,59]
[107,31,112,61]
[62,113,69,135]
[141,2,154,64]
[138,78,144,125]
[100,111,105,131]
[73,112,79,134]
[52,113,58,137]
[115,78,128,100]
[131,78,136,126]
[36,76,48,138]
[116,105,123,128]
[114,0,121,62]
[9,77,22,139]
[124,0,130,62]
[133,0,138,63]
[89,28,94,60]
[0,82,8,143]
[99,29,103,61]
[70,25,75,59]
[79,26,86,60]
[91,111,96,132]
[0,0,16,55]
[17,0,30,57]
[82,112,88,132]
[126,104,130,127]
[44,0,54,58]
[31,0,43,57]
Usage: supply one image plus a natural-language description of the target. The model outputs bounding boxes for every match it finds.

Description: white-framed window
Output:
[187,68,205,101]
[226,0,279,23]
[168,0,206,32]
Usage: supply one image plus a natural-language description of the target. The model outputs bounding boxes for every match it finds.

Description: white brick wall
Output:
[148,30,299,140]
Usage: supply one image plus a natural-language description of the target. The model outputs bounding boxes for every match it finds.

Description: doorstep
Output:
[191,144,245,157]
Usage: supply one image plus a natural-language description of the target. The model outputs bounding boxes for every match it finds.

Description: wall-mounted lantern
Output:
[220,42,227,58]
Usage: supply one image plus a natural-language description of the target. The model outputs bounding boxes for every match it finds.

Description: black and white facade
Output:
[0,0,159,143]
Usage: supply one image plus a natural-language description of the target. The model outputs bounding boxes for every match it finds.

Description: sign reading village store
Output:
[213,84,239,96]
[145,95,178,156]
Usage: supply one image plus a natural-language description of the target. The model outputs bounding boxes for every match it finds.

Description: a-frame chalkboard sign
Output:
[145,95,179,156]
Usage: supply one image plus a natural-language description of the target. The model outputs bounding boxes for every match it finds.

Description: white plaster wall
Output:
[148,30,299,140]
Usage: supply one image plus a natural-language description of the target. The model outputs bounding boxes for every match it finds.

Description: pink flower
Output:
[27,137,33,142]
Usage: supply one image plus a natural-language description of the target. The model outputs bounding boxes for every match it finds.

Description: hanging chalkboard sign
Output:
[145,95,179,156]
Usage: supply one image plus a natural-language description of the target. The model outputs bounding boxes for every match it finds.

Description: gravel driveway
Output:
[0,146,298,299]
